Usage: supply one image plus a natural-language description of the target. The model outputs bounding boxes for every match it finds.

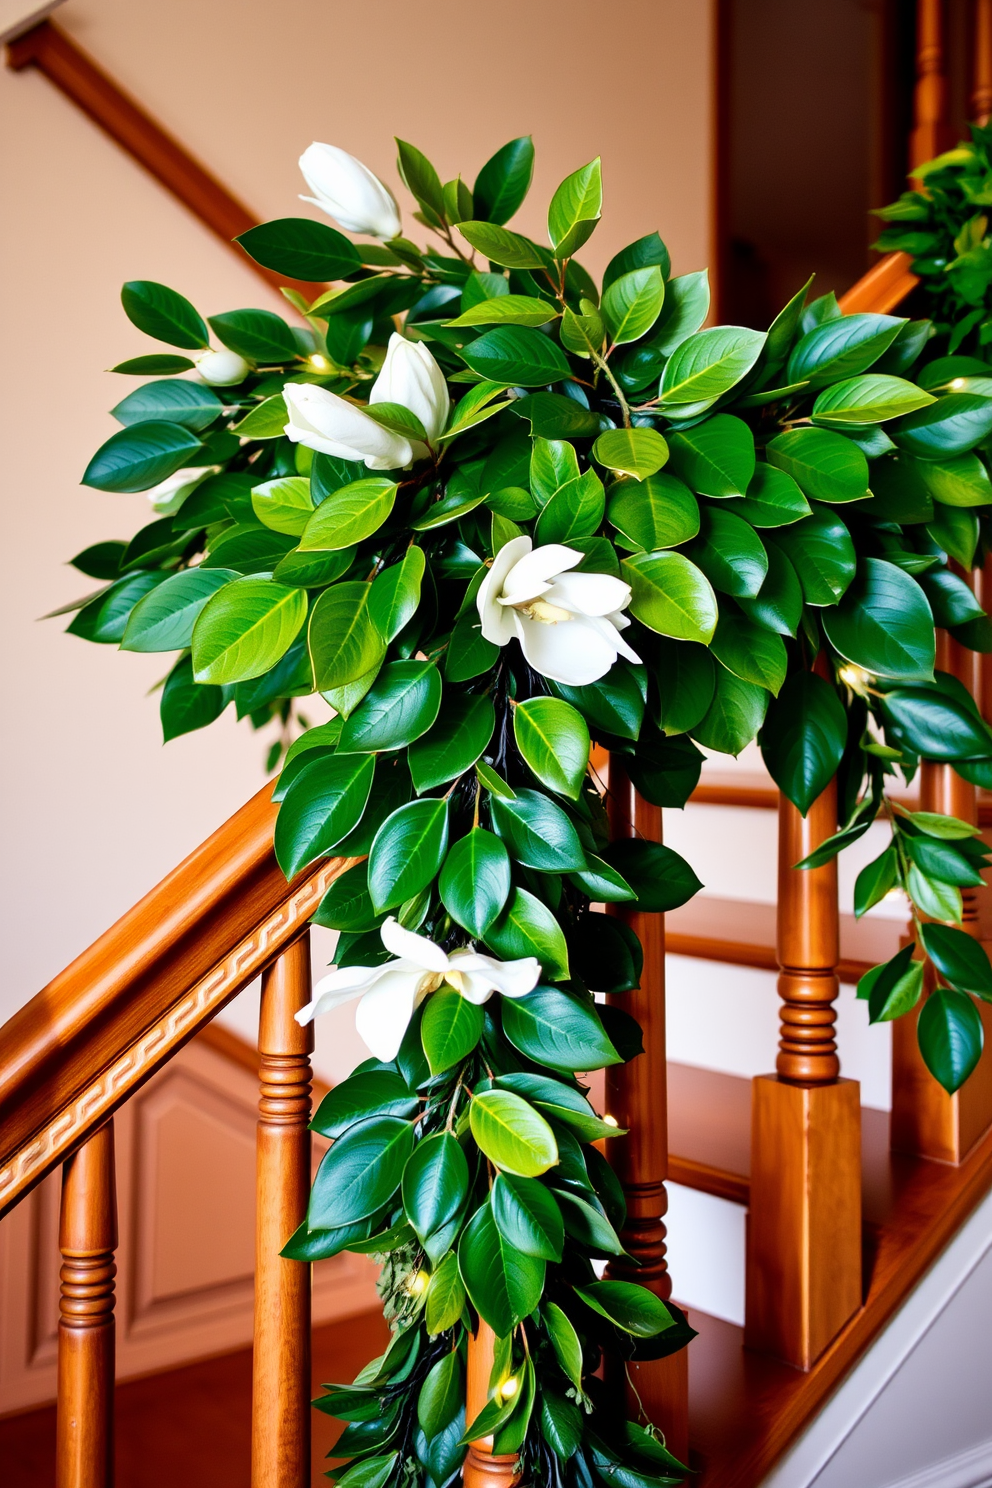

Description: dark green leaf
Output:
[439,829,512,937]
[759,671,846,815]
[120,280,209,349]
[312,1069,417,1139]
[602,840,701,912]
[236,218,361,281]
[501,987,620,1072]
[421,991,484,1075]
[368,798,449,911]
[309,1116,414,1228]
[460,325,570,386]
[82,421,202,493]
[338,662,441,753]
[274,752,375,877]
[822,558,935,682]
[918,988,984,1093]
[409,694,495,792]
[457,1203,546,1336]
[208,308,298,363]
[491,790,587,872]
[403,1131,470,1244]
[473,137,535,225]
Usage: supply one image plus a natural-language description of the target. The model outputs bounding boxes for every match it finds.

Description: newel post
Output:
[57,1119,117,1488]
[892,618,992,1162]
[253,932,314,1488]
[604,757,688,1458]
[464,1320,519,1487]
[745,782,862,1369]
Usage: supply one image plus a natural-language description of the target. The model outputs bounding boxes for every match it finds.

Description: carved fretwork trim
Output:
[0,857,353,1213]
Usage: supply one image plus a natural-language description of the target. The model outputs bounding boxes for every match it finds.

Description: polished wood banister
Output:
[5,20,323,300]
[0,781,357,1217]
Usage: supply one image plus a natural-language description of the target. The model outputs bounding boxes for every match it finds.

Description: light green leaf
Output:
[299,477,397,551]
[308,582,385,690]
[659,326,765,410]
[447,294,558,328]
[622,551,719,643]
[469,1090,558,1177]
[191,577,307,684]
[513,697,590,800]
[601,267,664,345]
[121,567,235,652]
[593,428,669,480]
[548,158,602,258]
[251,476,314,535]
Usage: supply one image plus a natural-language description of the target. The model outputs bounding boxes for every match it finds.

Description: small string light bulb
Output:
[602,1114,619,1128]
[308,353,332,373]
[407,1270,429,1296]
[498,1377,519,1402]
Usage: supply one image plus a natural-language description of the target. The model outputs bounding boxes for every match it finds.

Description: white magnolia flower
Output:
[197,348,251,386]
[282,382,413,470]
[296,917,541,1061]
[299,142,402,240]
[477,536,640,686]
[371,333,450,447]
[145,465,218,516]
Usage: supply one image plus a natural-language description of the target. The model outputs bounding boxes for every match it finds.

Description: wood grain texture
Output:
[604,759,688,1458]
[4,21,322,298]
[910,0,954,170]
[463,1322,518,1488]
[975,0,992,123]
[57,1122,116,1488]
[252,936,313,1488]
[745,785,862,1369]
[0,780,358,1218]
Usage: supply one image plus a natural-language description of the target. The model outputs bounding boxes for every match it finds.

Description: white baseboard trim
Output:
[762,1184,992,1488]
[878,1437,992,1488]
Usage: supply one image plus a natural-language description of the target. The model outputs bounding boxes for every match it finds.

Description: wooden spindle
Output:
[57,1120,117,1488]
[974,0,992,124]
[745,783,862,1369]
[910,0,953,170]
[604,759,688,1459]
[892,619,992,1161]
[252,933,314,1488]
[463,1320,519,1488]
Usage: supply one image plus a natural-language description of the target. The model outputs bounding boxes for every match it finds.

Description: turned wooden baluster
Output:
[892,610,992,1161]
[604,758,688,1459]
[464,1320,519,1488]
[57,1120,117,1488]
[252,933,314,1488]
[910,0,953,171]
[745,782,862,1369]
[974,0,992,125]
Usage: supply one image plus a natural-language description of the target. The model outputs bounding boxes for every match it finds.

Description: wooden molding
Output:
[4,20,323,299]
[837,250,918,315]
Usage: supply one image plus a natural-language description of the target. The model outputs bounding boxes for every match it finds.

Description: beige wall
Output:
[0,0,715,1065]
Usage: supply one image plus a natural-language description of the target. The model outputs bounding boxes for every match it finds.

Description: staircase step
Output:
[666,895,903,984]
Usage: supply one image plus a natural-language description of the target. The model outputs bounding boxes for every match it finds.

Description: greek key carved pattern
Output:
[0,859,347,1210]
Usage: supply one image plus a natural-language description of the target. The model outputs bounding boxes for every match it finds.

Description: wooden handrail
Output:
[0,782,355,1217]
[4,20,324,300]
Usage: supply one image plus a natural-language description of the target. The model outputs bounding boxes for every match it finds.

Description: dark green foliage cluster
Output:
[876,121,992,354]
[66,133,992,1486]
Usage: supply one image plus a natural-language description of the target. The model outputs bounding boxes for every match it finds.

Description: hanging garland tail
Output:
[66,132,992,1486]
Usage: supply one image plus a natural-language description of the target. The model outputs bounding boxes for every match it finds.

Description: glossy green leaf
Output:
[501,987,619,1071]
[854,847,899,918]
[711,611,787,694]
[822,558,935,682]
[309,1116,414,1228]
[548,158,602,258]
[608,472,699,550]
[470,1090,558,1177]
[421,991,485,1075]
[368,547,426,640]
[602,267,664,345]
[368,798,449,912]
[160,654,228,742]
[686,508,768,598]
[649,269,710,355]
[458,1202,545,1337]
[82,421,203,493]
[659,326,765,410]
[491,1174,563,1261]
[447,294,556,328]
[759,671,847,815]
[251,476,314,535]
[622,551,718,643]
[737,539,804,636]
[191,577,307,684]
[439,829,512,938]
[534,468,605,544]
[811,374,934,426]
[772,510,857,605]
[111,378,222,431]
[491,790,586,872]
[208,308,298,363]
[652,639,715,735]
[592,428,669,480]
[921,923,992,997]
[409,694,495,792]
[120,280,209,349]
[692,667,769,755]
[915,452,992,508]
[426,1252,467,1334]
[455,220,546,269]
[312,861,384,934]
[667,414,755,497]
[312,1069,417,1139]
[338,662,442,753]
[918,988,984,1093]
[236,217,361,281]
[892,393,992,457]
[308,582,385,690]
[460,325,570,386]
[766,427,869,503]
[299,477,397,551]
[403,1131,470,1244]
[485,890,570,980]
[786,313,905,388]
[513,697,590,800]
[601,840,702,912]
[121,568,235,652]
[574,1280,675,1337]
[473,136,535,225]
[274,752,375,877]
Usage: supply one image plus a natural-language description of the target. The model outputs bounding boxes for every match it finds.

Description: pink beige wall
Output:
[0,0,715,1061]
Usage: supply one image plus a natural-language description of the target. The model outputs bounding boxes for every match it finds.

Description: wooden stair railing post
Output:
[252,933,314,1488]
[892,618,992,1161]
[745,781,862,1369]
[910,0,953,171]
[57,1119,117,1488]
[974,0,992,125]
[604,757,688,1460]
[464,1320,519,1487]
